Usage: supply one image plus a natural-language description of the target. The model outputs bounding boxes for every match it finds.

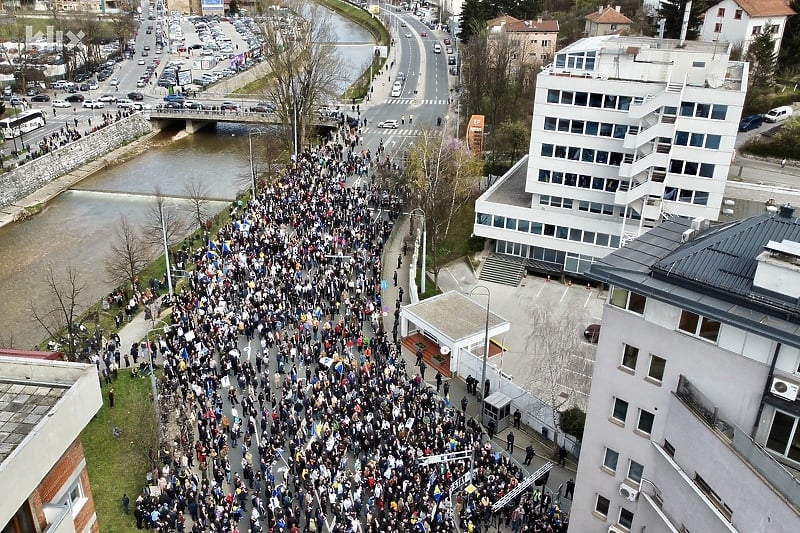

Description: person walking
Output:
[506,431,515,453]
[565,478,575,500]
[108,388,115,408]
[487,419,496,439]
[419,360,427,380]
[781,158,787,171]
[513,408,522,429]
[397,254,402,269]
[443,381,450,398]
[435,371,442,392]
[558,445,568,466]
[393,270,398,286]
[524,444,535,466]
[461,395,468,412]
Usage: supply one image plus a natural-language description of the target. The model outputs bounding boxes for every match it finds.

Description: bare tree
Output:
[182,177,213,232]
[257,0,348,149]
[402,129,484,286]
[105,215,152,293]
[239,130,287,194]
[29,265,85,361]
[520,307,594,451]
[144,188,190,251]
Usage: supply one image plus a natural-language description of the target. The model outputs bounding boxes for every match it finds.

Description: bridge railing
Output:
[147,108,338,126]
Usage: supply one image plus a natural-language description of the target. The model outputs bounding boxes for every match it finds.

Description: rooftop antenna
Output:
[679,0,692,47]
[657,18,666,48]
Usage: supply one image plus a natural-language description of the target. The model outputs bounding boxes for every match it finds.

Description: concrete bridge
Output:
[147,109,338,134]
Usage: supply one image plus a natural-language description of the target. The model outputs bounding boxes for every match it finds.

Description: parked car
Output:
[764,106,793,123]
[251,102,276,113]
[584,324,601,343]
[127,91,144,101]
[65,93,85,103]
[82,99,105,109]
[31,94,51,102]
[738,114,763,132]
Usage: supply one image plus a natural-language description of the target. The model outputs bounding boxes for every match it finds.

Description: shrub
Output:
[559,406,586,441]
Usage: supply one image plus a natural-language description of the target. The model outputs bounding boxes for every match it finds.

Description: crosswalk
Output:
[368,127,420,136]
[383,98,449,105]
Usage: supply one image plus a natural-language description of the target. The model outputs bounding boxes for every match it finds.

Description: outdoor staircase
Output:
[479,254,526,286]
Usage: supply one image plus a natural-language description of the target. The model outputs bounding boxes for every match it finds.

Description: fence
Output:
[454,346,582,458]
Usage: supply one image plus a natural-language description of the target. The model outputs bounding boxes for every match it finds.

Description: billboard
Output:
[177,69,192,86]
[368,5,380,14]
[202,0,224,15]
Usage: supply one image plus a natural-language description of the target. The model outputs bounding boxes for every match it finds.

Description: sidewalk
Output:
[379,214,577,512]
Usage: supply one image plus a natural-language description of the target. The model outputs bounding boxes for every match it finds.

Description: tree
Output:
[746,24,778,88]
[402,130,484,286]
[183,177,213,231]
[458,0,494,42]
[491,119,531,164]
[559,406,587,441]
[778,0,800,73]
[520,307,594,451]
[144,189,190,286]
[105,215,152,294]
[29,265,85,361]
[257,1,348,150]
[658,0,708,40]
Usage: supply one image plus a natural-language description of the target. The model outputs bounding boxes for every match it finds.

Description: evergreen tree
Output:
[657,0,708,40]
[747,25,778,87]
[458,0,494,42]
[777,0,800,72]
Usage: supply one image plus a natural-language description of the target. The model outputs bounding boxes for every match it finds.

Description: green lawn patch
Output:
[82,373,157,532]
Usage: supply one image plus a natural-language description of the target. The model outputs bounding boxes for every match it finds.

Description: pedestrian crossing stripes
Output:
[367,128,420,136]
[384,98,449,105]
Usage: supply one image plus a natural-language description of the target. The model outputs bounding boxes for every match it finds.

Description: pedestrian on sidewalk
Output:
[558,445,567,466]
[488,419,496,439]
[781,158,787,171]
[443,381,450,398]
[398,287,404,301]
[513,408,521,429]
[435,371,442,392]
[393,270,398,286]
[506,431,515,453]
[415,348,423,366]
[108,388,115,408]
[397,254,402,269]
[461,395,468,412]
[565,478,575,499]
[524,444,535,466]
[419,361,427,380]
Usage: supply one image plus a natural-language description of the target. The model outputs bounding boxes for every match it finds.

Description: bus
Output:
[0,109,47,139]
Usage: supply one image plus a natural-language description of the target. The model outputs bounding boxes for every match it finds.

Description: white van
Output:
[764,106,793,123]
[433,43,442,54]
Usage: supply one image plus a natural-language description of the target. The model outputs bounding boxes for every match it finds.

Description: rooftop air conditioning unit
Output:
[619,483,639,502]
[770,377,800,401]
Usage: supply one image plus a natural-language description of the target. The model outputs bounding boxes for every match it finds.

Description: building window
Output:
[714,22,723,32]
[734,9,742,19]
[766,410,800,462]
[542,40,550,47]
[663,439,676,457]
[612,397,629,424]
[717,7,725,17]
[595,495,610,517]
[627,460,644,484]
[637,409,655,435]
[752,25,762,35]
[603,447,620,471]
[60,477,88,518]
[678,310,721,342]
[694,474,733,521]
[621,344,639,371]
[648,355,666,382]
[619,508,635,529]
[610,287,647,314]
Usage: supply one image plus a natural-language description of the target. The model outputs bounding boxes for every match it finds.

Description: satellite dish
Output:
[708,74,723,88]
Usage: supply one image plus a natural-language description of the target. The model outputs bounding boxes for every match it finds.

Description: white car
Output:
[52,99,70,108]
[390,87,402,97]
[137,79,147,87]
[116,98,134,108]
[88,81,99,90]
[378,120,399,129]
[82,100,105,109]
[98,94,117,102]
[109,77,120,87]
[138,58,146,65]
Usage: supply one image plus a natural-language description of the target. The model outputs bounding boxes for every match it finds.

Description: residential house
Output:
[585,5,634,37]
[487,15,560,66]
[699,0,796,55]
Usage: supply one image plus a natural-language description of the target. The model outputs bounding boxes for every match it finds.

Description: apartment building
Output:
[473,35,747,276]
[487,15,560,66]
[584,5,633,37]
[570,208,800,532]
[1,356,102,533]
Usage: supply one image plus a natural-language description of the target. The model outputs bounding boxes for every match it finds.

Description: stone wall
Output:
[0,113,153,210]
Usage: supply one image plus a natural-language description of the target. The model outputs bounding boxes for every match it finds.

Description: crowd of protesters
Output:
[115,130,568,532]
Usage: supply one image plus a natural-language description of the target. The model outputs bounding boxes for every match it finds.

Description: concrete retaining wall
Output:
[0,113,153,210]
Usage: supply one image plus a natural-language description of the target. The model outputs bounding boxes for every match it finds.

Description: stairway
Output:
[479,254,526,286]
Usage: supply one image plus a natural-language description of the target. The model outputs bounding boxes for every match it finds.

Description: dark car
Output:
[251,102,276,113]
[220,101,239,111]
[31,94,51,102]
[584,324,601,343]
[739,114,763,132]
[448,56,456,65]
[127,91,144,101]
[65,93,85,103]
[80,83,90,91]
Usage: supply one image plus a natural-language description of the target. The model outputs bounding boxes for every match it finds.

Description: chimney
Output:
[616,5,621,12]
[537,16,542,23]
[779,203,796,218]
[680,0,693,46]
[598,6,604,14]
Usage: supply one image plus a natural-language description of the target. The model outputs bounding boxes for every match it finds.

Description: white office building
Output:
[473,35,747,277]
[570,208,800,532]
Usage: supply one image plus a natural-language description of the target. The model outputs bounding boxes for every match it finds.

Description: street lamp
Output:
[145,318,170,448]
[248,127,267,200]
[410,208,426,294]
[160,204,174,297]
[469,285,491,426]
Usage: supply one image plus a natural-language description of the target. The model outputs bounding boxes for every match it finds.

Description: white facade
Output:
[473,35,747,275]
[699,0,795,56]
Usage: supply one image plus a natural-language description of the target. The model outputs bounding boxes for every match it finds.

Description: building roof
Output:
[402,291,509,343]
[584,5,634,24]
[727,0,796,17]
[0,380,69,465]
[488,15,560,33]
[588,209,800,347]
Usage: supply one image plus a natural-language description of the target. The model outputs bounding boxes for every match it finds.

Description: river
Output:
[0,8,374,349]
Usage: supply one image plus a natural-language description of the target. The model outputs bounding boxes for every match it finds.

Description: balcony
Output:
[619,150,670,179]
[623,119,677,150]
[627,79,685,120]
[675,376,800,512]
[614,178,666,205]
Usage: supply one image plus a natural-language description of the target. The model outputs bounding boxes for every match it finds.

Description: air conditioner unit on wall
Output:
[619,483,639,502]
[770,377,800,402]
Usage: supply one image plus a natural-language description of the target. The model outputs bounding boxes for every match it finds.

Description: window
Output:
[663,439,676,457]
[711,104,728,120]
[695,474,733,521]
[603,447,619,471]
[714,22,723,33]
[637,409,655,435]
[648,355,666,382]
[766,410,800,462]
[60,478,87,518]
[621,344,639,371]
[734,9,742,19]
[595,495,610,517]
[547,89,559,103]
[678,310,721,342]
[752,25,762,35]
[612,397,629,424]
[619,508,635,529]
[610,287,646,314]
[717,7,725,16]
[627,460,644,483]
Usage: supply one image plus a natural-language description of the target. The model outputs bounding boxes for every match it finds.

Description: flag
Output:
[222,241,232,254]
[208,239,219,250]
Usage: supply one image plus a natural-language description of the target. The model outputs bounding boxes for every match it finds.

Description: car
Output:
[421,31,427,37]
[184,101,206,110]
[142,50,149,56]
[738,114,763,132]
[251,102,276,113]
[397,72,406,82]
[127,91,144,101]
[220,101,239,111]
[146,29,152,34]
[448,56,456,65]
[116,98,134,108]
[449,66,459,76]
[401,22,407,27]
[443,38,451,45]
[26,88,39,96]
[161,101,184,109]
[109,77,120,87]
[82,100,105,109]
[138,58,146,65]
[31,94,51,102]
[378,120,399,129]
[143,45,151,51]
[446,47,454,54]
[88,81,99,90]
[584,324,601,343]
[136,79,147,87]
[52,99,70,108]
[405,32,412,38]
[65,94,85,103]
[98,94,117,102]
[80,83,91,91]
[163,94,186,103]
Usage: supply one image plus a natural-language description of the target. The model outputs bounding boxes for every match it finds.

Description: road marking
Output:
[535,282,545,299]
[584,292,593,308]
[559,286,570,302]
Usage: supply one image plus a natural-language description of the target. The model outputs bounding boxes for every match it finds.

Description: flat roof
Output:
[0,380,69,466]
[484,156,531,208]
[402,291,509,342]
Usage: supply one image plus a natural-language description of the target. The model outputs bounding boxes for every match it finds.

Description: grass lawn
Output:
[82,373,157,532]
